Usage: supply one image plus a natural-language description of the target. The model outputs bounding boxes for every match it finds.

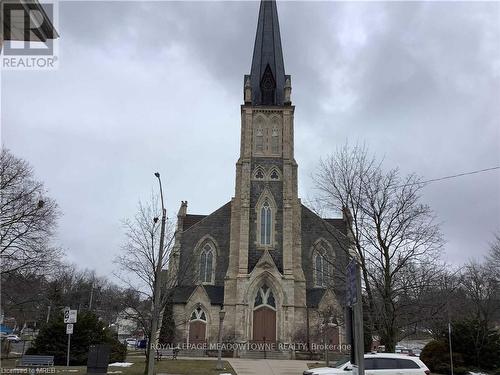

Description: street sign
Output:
[64,309,77,323]
[66,324,74,334]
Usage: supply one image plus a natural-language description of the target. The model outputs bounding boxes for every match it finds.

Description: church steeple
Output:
[247,0,288,106]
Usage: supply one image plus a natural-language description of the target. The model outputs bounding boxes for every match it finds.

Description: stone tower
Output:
[223,0,307,344]
[169,0,348,350]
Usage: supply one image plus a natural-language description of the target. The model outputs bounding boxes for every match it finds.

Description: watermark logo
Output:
[1,369,56,374]
[1,0,59,70]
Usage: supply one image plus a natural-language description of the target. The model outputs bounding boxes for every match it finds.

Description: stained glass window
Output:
[255,291,263,307]
[190,307,207,321]
[199,244,214,283]
[315,254,325,287]
[254,285,276,309]
[260,201,271,245]
[267,291,276,307]
[270,169,279,180]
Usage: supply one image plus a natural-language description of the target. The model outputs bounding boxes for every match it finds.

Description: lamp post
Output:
[146,172,167,375]
[324,317,337,367]
[215,307,226,370]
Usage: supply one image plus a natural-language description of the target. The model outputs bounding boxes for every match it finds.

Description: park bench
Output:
[155,348,179,360]
[18,355,54,367]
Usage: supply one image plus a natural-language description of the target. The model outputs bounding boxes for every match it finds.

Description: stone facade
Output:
[168,0,351,351]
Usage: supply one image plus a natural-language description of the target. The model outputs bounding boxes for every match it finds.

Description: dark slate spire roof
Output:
[249,0,287,106]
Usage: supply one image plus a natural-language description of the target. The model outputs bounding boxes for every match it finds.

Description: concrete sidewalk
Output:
[227,358,310,375]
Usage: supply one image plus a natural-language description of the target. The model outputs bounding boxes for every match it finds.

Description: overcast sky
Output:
[2,0,499,276]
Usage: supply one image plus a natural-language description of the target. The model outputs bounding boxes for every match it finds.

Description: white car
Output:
[6,334,21,342]
[303,353,430,375]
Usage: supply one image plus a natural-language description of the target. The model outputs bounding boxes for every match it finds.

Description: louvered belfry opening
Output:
[260,64,276,105]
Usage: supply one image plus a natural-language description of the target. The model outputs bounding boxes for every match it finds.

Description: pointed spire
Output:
[249,0,287,106]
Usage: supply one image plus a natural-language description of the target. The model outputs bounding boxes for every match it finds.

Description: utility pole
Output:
[146,172,167,375]
[346,258,364,375]
[89,275,95,311]
[446,275,454,375]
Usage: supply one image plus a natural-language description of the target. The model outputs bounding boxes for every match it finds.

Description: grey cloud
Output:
[2,1,499,275]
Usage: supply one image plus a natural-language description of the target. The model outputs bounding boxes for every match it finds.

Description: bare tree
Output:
[114,195,176,374]
[313,143,445,352]
[460,260,499,327]
[0,149,61,276]
[487,233,500,274]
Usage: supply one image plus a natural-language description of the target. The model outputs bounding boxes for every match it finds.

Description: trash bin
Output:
[87,344,111,374]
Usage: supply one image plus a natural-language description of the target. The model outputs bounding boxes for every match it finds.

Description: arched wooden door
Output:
[188,306,207,344]
[189,321,206,344]
[327,326,340,346]
[253,307,276,343]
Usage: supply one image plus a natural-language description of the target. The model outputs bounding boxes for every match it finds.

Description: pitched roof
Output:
[182,214,207,231]
[306,288,326,308]
[171,285,196,304]
[249,0,287,106]
[324,218,347,234]
[301,204,349,238]
[181,201,232,233]
[171,285,224,306]
[203,285,225,305]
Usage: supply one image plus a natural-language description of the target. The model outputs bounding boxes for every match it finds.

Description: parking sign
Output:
[64,309,77,323]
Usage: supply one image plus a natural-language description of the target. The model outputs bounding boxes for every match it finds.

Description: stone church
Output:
[169,0,351,351]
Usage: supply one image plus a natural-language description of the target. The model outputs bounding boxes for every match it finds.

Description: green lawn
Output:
[0,354,236,375]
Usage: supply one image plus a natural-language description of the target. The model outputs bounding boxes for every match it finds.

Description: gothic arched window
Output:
[315,254,326,287]
[260,201,272,245]
[269,167,280,180]
[190,306,207,322]
[314,241,332,288]
[254,166,265,180]
[199,244,214,284]
[254,284,276,309]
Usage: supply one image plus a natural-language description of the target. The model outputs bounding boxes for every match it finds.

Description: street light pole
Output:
[146,172,167,375]
[215,307,226,370]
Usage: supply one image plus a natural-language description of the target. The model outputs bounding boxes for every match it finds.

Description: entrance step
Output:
[239,350,290,360]
[177,349,206,357]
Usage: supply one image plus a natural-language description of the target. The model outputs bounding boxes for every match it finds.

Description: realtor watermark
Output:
[153,342,351,352]
[1,369,56,374]
[1,0,59,70]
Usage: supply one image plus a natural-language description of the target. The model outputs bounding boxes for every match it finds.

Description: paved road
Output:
[227,358,309,375]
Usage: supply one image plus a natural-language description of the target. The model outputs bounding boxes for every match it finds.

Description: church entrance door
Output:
[188,321,206,344]
[252,306,276,343]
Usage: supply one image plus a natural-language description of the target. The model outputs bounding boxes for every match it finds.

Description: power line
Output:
[401,166,500,188]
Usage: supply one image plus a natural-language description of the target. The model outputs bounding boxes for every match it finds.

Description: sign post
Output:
[346,260,364,375]
[64,309,77,367]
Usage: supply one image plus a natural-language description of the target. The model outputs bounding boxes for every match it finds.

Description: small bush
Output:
[108,339,127,363]
[421,340,464,375]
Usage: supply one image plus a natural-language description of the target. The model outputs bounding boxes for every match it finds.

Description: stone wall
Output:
[177,202,232,286]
